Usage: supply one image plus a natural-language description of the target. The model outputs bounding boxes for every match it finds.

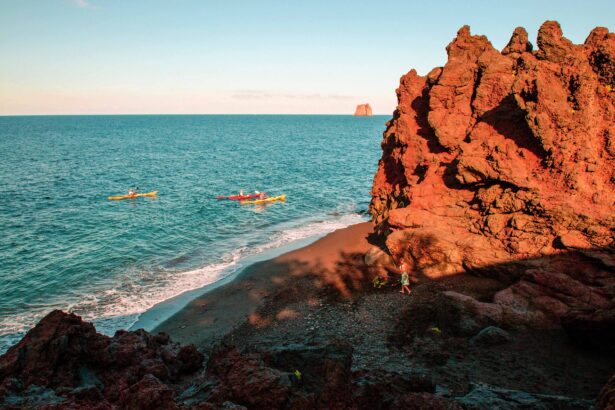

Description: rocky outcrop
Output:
[0,310,203,409]
[457,384,594,410]
[370,21,615,330]
[183,340,460,409]
[0,311,466,409]
[201,341,355,408]
[354,103,373,116]
[598,373,615,409]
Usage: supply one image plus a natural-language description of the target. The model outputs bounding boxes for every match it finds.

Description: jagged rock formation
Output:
[0,311,466,409]
[354,103,373,116]
[370,21,614,329]
[0,310,203,409]
[1,310,597,409]
[370,22,615,406]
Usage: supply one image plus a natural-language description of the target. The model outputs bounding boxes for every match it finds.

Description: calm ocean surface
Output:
[0,115,385,352]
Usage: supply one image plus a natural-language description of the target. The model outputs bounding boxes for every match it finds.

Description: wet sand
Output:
[154,222,374,349]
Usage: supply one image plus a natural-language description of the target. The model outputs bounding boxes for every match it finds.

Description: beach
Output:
[2,2,614,407]
[154,222,374,350]
[153,221,615,399]
[0,114,383,352]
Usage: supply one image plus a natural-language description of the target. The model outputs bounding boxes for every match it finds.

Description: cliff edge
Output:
[371,21,614,336]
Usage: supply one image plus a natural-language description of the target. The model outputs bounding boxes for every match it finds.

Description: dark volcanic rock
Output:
[200,340,354,409]
[119,373,177,410]
[561,308,615,353]
[392,392,463,410]
[470,326,512,346]
[456,384,594,409]
[183,340,456,410]
[0,310,203,409]
[370,20,615,331]
[598,373,615,410]
[352,368,435,408]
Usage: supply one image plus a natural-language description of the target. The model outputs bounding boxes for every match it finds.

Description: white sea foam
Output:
[0,213,367,353]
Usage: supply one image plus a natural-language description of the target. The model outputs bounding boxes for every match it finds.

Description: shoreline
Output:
[130,228,350,333]
[3,220,613,406]
[0,214,369,355]
[151,220,615,402]
[152,222,374,349]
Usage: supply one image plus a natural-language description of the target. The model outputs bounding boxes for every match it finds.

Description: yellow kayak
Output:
[240,194,286,205]
[108,191,158,201]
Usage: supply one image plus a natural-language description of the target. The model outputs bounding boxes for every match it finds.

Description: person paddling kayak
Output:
[127,187,139,197]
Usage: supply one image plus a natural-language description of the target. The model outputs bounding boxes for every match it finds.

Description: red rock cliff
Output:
[370,21,614,328]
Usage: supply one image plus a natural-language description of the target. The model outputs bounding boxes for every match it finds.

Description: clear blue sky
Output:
[0,0,613,115]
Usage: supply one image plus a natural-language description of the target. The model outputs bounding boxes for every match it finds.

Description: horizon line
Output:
[0,113,392,117]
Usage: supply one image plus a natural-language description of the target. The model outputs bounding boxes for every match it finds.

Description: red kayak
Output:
[217,193,267,201]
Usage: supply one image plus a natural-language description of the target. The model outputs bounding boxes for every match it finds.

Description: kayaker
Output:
[255,190,266,199]
[239,189,244,196]
[128,187,139,197]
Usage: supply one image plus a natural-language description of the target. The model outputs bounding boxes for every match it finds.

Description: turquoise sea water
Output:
[0,115,385,352]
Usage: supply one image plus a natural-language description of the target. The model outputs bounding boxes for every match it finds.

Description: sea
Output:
[0,115,386,353]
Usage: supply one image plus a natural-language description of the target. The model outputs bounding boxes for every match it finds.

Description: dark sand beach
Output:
[154,222,374,350]
[156,222,615,400]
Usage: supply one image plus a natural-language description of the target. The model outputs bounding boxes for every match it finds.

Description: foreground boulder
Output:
[457,384,594,410]
[0,310,203,409]
[178,340,459,409]
[370,21,615,330]
[470,326,512,346]
[204,341,353,408]
[0,312,463,409]
[598,373,615,410]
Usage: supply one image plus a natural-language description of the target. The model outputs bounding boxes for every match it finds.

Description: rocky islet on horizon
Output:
[354,103,373,116]
[1,20,614,409]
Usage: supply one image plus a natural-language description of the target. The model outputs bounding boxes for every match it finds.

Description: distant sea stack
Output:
[354,103,373,116]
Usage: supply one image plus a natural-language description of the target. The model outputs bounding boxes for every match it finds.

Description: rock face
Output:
[354,103,373,116]
[202,341,355,408]
[598,373,615,409]
[183,340,459,409]
[370,21,615,329]
[0,311,463,409]
[470,326,512,346]
[0,310,203,409]
[0,310,444,409]
[457,384,594,410]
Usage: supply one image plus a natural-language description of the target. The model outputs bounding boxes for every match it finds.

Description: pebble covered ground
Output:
[224,275,615,400]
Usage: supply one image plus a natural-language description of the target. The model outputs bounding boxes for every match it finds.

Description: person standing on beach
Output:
[399,262,411,295]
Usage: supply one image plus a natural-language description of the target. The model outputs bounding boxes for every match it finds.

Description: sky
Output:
[0,0,613,115]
